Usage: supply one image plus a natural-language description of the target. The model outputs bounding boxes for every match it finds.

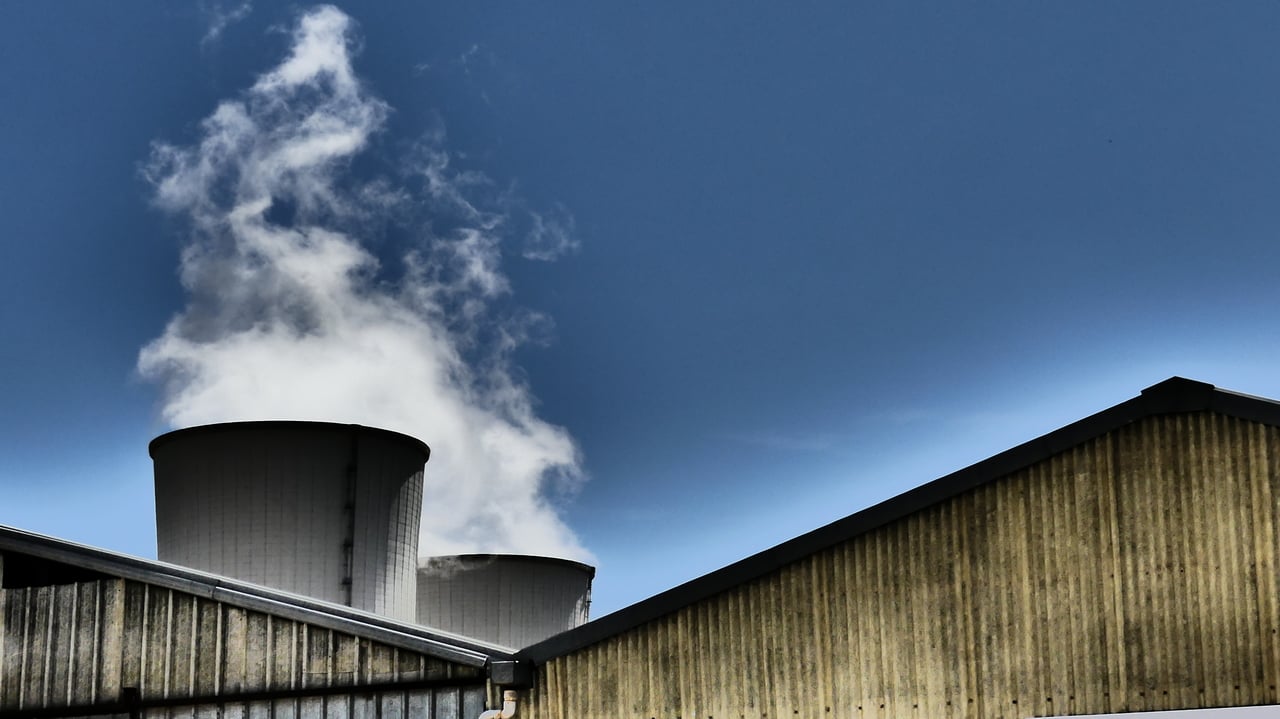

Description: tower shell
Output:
[417,554,594,649]
[151,421,427,621]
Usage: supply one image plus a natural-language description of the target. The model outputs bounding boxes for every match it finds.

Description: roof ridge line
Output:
[519,376,1280,663]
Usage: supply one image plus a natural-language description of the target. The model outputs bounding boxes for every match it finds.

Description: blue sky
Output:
[4,2,1280,616]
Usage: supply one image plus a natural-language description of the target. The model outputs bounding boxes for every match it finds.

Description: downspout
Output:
[477,690,518,719]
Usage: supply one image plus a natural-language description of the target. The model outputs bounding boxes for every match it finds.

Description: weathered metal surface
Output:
[524,412,1280,718]
[0,526,500,667]
[0,686,486,719]
[0,579,480,714]
[141,688,486,719]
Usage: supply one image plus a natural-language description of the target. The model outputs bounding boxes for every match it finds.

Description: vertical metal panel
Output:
[323,692,348,719]
[433,687,459,719]
[1,588,22,708]
[406,688,430,718]
[0,578,483,713]
[524,412,1280,718]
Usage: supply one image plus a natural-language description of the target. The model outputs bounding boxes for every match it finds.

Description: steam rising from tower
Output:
[138,5,589,562]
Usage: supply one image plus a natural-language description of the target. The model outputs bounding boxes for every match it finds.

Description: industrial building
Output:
[3,377,1280,718]
[0,526,510,719]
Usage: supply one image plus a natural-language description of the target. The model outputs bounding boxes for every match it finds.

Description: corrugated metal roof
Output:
[0,525,512,668]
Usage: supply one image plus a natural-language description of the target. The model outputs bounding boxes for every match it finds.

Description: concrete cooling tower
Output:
[417,554,594,649]
[150,421,427,622]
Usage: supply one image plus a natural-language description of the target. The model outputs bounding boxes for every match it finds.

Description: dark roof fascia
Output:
[519,377,1280,663]
[0,525,511,668]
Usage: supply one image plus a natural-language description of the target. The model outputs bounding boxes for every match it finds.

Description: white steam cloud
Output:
[140,5,589,562]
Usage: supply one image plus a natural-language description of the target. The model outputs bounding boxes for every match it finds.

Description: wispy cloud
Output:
[200,0,252,48]
[523,204,579,261]
[140,5,589,562]
[452,43,495,79]
[456,44,482,69]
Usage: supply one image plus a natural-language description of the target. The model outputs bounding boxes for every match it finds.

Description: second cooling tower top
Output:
[150,421,427,622]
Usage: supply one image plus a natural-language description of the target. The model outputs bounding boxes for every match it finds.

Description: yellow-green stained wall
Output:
[526,412,1280,719]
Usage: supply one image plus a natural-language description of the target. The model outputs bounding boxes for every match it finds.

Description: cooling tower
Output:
[150,421,427,622]
[417,554,594,649]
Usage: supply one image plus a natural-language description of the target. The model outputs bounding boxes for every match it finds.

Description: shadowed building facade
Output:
[0,529,512,719]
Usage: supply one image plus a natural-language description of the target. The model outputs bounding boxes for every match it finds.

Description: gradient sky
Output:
[4,2,1280,617]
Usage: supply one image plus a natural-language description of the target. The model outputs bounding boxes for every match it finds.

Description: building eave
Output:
[0,524,512,669]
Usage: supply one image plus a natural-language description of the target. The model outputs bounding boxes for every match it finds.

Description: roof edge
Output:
[519,377,1280,663]
[0,524,508,667]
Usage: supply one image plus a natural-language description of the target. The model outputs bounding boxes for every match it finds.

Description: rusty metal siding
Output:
[526,412,1280,718]
[0,579,481,715]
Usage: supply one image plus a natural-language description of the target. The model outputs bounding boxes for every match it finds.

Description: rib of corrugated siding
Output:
[131,686,485,719]
[524,412,1280,718]
[0,579,480,712]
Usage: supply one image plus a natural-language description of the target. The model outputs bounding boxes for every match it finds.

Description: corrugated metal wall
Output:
[0,579,482,717]
[3,687,487,719]
[141,686,487,719]
[525,412,1280,718]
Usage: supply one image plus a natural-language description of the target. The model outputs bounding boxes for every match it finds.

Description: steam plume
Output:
[140,5,589,561]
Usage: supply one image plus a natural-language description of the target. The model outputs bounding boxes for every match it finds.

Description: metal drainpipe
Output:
[477,690,518,719]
